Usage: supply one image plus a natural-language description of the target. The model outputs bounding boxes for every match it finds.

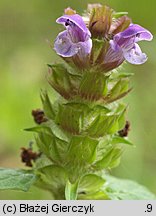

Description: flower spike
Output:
[19,4,154,200]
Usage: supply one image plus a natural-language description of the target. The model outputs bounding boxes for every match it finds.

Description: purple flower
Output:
[54,14,92,59]
[109,24,153,65]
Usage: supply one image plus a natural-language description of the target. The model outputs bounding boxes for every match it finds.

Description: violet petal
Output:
[54,14,92,58]
[56,14,91,36]
[123,43,147,64]
[54,31,80,57]
[104,46,124,65]
[119,24,153,41]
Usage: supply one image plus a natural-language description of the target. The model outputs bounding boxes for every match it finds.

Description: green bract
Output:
[0,4,155,200]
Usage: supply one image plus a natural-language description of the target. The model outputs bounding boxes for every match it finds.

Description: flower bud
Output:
[110,15,131,35]
[64,7,76,15]
[87,3,102,11]
[32,109,48,124]
[21,147,40,167]
[89,5,113,38]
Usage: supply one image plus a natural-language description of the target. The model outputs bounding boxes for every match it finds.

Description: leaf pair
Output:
[1,168,155,200]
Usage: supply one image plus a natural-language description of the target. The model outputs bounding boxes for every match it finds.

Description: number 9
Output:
[147,204,152,212]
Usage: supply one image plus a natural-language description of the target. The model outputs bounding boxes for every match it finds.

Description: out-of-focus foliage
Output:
[0,0,155,199]
[0,168,37,191]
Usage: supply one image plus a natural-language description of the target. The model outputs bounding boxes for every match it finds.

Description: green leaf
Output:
[90,39,109,65]
[79,71,109,101]
[56,102,110,136]
[47,120,69,143]
[107,104,127,134]
[106,78,132,103]
[25,121,70,163]
[38,165,68,189]
[109,79,129,98]
[95,136,112,161]
[108,148,123,168]
[56,102,88,135]
[87,114,118,137]
[83,105,110,133]
[24,126,46,134]
[112,135,134,146]
[68,136,98,164]
[26,120,69,143]
[102,175,156,200]
[117,107,127,130]
[40,91,55,120]
[113,12,128,18]
[36,132,68,163]
[65,180,79,200]
[79,174,105,193]
[25,123,67,138]
[65,136,98,182]
[37,165,68,199]
[110,71,134,80]
[0,168,37,192]
[48,63,81,99]
[94,147,122,169]
[35,154,53,169]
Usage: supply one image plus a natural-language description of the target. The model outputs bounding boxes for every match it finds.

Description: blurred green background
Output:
[0,0,155,199]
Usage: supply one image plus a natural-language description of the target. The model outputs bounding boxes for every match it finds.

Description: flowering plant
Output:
[0,4,155,200]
